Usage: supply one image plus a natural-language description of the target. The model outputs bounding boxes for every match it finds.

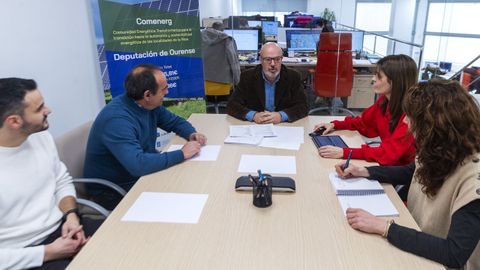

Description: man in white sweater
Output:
[0,78,102,270]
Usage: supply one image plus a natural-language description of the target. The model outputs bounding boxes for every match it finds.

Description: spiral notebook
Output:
[329,173,399,217]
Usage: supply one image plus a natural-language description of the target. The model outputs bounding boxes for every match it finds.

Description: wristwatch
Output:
[382,219,395,238]
[62,208,81,223]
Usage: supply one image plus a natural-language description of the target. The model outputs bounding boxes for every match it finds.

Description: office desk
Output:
[68,114,441,270]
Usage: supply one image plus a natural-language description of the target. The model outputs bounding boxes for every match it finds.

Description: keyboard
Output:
[282,57,300,63]
[353,59,371,66]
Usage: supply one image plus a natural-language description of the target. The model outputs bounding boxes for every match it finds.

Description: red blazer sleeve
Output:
[342,115,415,165]
[331,97,385,138]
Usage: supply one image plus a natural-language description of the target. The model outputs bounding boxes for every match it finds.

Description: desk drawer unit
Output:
[348,75,375,109]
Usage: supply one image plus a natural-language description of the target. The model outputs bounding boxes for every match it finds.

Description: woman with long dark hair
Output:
[314,54,418,165]
[335,79,480,269]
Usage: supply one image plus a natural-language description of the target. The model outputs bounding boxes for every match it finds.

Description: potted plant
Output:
[320,8,336,22]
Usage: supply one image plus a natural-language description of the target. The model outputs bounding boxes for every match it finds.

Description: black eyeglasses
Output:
[262,56,283,63]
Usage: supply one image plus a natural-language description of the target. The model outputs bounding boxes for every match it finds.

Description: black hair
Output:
[124,64,162,100]
[0,78,37,128]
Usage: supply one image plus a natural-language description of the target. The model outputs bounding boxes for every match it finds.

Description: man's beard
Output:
[265,70,280,81]
[21,117,49,135]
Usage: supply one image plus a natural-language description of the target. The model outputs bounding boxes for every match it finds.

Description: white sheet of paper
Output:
[229,125,252,137]
[275,126,305,143]
[229,124,276,137]
[337,194,399,217]
[238,154,296,174]
[224,136,263,145]
[258,126,304,150]
[258,140,301,150]
[121,192,209,223]
[250,124,276,137]
[167,145,221,161]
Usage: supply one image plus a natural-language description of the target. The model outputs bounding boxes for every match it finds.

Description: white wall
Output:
[0,0,104,137]
[199,0,235,19]
[307,0,356,27]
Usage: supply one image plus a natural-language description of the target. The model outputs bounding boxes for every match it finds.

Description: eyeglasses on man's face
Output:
[262,56,283,63]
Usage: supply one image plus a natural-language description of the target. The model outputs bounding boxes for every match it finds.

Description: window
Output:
[355,1,392,56]
[426,2,480,35]
[355,1,392,33]
[423,1,480,71]
[363,35,389,56]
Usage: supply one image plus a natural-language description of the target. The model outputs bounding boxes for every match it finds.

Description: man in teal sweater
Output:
[84,64,206,208]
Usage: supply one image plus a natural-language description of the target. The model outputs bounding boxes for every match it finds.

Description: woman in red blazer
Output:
[313,54,418,166]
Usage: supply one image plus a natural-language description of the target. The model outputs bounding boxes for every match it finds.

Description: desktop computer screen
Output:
[286,29,321,53]
[223,29,261,52]
[337,30,365,52]
[262,21,278,36]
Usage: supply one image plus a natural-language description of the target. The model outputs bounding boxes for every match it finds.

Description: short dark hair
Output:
[0,78,37,127]
[211,22,224,31]
[124,64,162,100]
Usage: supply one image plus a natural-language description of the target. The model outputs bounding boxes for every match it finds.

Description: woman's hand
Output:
[313,122,335,135]
[346,208,386,235]
[335,162,370,178]
[318,146,343,158]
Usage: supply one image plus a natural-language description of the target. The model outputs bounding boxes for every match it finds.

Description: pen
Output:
[343,150,353,170]
[249,174,259,186]
[257,169,264,182]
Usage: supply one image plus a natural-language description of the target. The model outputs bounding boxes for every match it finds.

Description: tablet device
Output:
[310,134,348,148]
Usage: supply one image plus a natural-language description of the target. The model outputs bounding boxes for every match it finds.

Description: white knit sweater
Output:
[0,131,75,270]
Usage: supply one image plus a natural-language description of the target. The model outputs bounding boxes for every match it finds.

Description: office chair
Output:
[55,121,126,217]
[204,80,232,114]
[309,32,356,117]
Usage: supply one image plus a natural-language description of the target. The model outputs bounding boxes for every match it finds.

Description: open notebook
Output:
[329,173,399,217]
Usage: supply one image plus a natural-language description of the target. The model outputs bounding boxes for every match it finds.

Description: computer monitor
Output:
[277,27,305,48]
[262,21,278,36]
[223,29,261,52]
[286,29,321,53]
[337,30,365,52]
[247,20,262,28]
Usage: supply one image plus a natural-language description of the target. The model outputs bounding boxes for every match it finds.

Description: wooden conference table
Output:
[68,114,441,270]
